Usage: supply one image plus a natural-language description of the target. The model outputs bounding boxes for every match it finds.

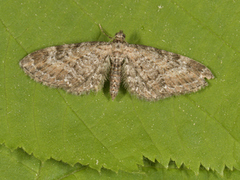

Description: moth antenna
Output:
[99,24,114,40]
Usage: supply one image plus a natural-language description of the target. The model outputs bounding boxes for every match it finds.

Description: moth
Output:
[20,28,214,101]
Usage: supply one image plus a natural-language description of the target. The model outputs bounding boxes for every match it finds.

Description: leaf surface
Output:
[0,0,239,177]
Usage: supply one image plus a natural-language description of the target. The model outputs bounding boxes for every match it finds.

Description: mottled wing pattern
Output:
[20,42,111,94]
[122,44,214,100]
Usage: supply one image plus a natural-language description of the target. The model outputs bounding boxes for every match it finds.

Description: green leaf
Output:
[0,0,240,178]
[1,144,240,179]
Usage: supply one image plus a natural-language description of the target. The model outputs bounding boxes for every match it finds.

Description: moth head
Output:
[113,30,126,43]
